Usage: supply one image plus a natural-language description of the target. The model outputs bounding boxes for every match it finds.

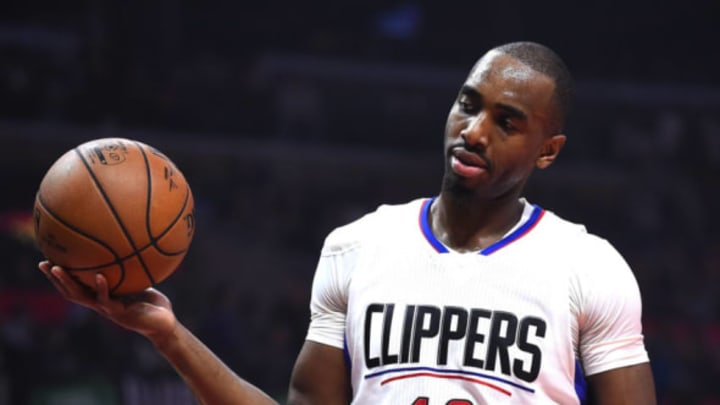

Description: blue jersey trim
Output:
[575,359,588,404]
[419,197,544,255]
[419,198,449,253]
[343,336,352,371]
[480,204,544,256]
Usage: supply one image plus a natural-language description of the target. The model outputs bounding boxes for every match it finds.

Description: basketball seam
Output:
[151,186,191,255]
[75,146,156,291]
[59,240,187,272]
[36,193,126,279]
[133,144,165,286]
[136,142,192,256]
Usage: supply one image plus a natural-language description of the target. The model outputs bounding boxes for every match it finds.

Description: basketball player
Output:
[39,42,657,404]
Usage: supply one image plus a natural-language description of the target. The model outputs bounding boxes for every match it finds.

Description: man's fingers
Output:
[39,262,72,298]
[48,266,101,308]
[39,262,163,327]
[141,289,169,308]
[94,273,116,312]
[38,260,52,273]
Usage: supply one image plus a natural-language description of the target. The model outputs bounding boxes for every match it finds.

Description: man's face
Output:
[442,51,560,200]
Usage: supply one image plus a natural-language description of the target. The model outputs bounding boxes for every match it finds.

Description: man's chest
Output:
[344,248,574,384]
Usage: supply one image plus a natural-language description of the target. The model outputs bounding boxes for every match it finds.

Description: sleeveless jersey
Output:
[306,197,649,404]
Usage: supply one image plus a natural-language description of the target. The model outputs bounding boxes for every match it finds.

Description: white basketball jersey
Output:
[306,197,649,405]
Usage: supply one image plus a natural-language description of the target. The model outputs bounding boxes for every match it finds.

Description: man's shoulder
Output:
[538,207,628,267]
[537,208,588,238]
[321,197,428,255]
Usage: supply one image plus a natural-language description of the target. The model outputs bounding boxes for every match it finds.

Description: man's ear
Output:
[536,134,566,169]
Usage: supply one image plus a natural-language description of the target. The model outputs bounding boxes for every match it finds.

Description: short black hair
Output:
[493,41,574,134]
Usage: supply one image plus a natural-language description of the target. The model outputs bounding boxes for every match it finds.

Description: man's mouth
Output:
[449,146,492,178]
[452,147,489,170]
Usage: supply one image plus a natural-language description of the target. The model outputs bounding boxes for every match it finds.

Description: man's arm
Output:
[586,363,656,405]
[288,341,352,405]
[40,262,278,405]
[153,322,279,405]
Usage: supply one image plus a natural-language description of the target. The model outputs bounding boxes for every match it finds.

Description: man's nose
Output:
[460,113,490,147]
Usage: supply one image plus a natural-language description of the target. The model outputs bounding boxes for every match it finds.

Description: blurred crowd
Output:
[1,104,719,404]
[1,1,719,404]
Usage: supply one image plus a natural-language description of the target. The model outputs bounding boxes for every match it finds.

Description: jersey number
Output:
[412,397,473,405]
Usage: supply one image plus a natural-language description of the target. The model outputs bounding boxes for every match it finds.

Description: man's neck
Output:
[430,192,525,252]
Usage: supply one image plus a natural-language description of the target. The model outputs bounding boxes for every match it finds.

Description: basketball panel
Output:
[37,147,135,256]
[34,197,121,270]
[151,188,195,254]
[66,263,122,293]
[140,246,189,288]
[67,254,151,296]
[75,138,153,247]
[142,143,193,237]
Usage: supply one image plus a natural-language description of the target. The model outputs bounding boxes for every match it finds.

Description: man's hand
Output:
[38,260,177,342]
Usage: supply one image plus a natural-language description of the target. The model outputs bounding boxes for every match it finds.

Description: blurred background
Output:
[0,1,719,404]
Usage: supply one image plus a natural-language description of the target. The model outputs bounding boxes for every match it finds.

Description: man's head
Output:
[491,41,574,135]
[442,42,573,200]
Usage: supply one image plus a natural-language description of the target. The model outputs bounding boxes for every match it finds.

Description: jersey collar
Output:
[418,196,545,255]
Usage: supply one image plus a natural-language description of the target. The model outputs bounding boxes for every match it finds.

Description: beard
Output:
[440,170,475,202]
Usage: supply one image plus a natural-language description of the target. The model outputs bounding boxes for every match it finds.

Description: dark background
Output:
[0,1,719,404]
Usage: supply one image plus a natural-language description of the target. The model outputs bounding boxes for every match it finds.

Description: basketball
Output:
[33,138,195,296]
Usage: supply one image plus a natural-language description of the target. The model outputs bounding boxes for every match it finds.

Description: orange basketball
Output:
[33,138,195,295]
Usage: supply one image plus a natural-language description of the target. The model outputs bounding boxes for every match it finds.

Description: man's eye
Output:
[500,117,516,131]
[458,99,475,112]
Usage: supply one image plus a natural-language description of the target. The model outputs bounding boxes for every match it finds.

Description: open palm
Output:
[39,261,177,340]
